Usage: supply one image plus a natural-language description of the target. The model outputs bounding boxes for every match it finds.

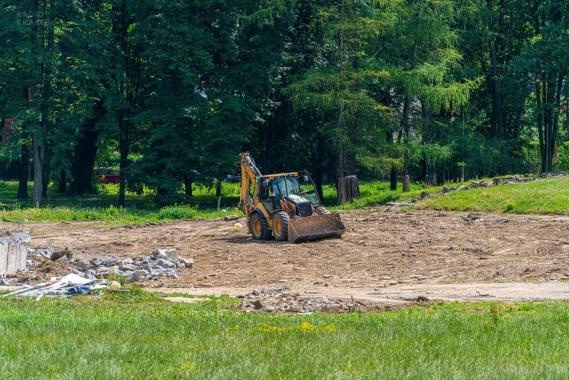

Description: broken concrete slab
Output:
[0,232,31,275]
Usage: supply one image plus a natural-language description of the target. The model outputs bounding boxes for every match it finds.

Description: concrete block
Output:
[0,232,31,274]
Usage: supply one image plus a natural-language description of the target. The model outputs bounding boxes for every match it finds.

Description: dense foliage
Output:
[0,0,568,206]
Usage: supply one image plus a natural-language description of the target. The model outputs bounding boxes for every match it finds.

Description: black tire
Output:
[250,211,271,240]
[314,206,329,215]
[272,211,290,241]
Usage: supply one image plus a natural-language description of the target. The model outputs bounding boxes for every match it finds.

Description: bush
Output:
[554,142,569,173]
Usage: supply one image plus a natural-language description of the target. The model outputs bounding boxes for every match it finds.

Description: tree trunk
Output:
[112,0,137,207]
[215,179,222,197]
[57,170,67,194]
[32,138,44,208]
[390,167,397,191]
[336,0,347,205]
[215,179,223,211]
[184,178,193,197]
[118,118,130,207]
[42,163,49,198]
[536,80,546,173]
[313,170,324,202]
[489,14,502,135]
[70,101,105,195]
[17,145,29,199]
[32,1,55,208]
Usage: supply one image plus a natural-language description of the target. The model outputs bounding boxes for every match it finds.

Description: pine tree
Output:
[285,0,391,204]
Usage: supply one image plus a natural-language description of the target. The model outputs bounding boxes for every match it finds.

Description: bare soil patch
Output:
[7,210,569,305]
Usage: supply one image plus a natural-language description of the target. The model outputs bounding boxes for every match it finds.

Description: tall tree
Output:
[286,0,391,204]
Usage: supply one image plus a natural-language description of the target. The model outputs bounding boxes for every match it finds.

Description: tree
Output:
[285,0,392,204]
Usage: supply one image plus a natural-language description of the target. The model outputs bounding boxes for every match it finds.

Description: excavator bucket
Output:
[288,213,346,243]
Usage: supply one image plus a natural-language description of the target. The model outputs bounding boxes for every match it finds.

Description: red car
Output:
[95,167,121,184]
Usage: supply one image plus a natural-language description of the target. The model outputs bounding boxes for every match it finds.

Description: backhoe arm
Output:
[238,153,262,219]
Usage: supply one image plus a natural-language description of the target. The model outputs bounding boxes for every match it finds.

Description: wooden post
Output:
[403,175,410,193]
[216,179,222,211]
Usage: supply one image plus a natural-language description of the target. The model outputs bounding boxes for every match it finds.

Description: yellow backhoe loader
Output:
[238,153,345,243]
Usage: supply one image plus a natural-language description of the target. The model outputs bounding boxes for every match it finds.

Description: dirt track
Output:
[15,209,569,300]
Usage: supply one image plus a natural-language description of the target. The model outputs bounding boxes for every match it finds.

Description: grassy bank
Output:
[1,292,569,379]
[417,178,569,214]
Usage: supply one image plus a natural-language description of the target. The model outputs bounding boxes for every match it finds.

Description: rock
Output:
[108,281,122,291]
[83,271,98,280]
[233,223,245,233]
[165,268,179,279]
[166,253,179,266]
[76,259,92,271]
[120,258,134,267]
[120,264,138,272]
[463,213,483,223]
[98,267,123,277]
[34,248,55,260]
[180,257,194,268]
[153,248,179,266]
[128,270,150,282]
[224,215,239,222]
[102,256,119,266]
[52,248,73,261]
[91,258,104,267]
[155,258,176,269]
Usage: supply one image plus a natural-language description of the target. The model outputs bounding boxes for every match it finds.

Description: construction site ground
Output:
[6,209,569,309]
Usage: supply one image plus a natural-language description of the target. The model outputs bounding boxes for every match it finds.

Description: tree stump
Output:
[403,174,411,193]
[344,175,360,203]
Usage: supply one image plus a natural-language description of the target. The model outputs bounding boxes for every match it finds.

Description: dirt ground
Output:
[6,209,569,305]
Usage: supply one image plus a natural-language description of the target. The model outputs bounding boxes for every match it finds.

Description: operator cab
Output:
[258,174,321,216]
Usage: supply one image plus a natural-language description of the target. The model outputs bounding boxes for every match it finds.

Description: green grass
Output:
[417,177,569,214]
[0,205,236,224]
[0,180,441,224]
[2,292,569,379]
[335,182,445,211]
[0,181,243,223]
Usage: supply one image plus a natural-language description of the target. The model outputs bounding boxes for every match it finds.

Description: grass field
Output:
[0,180,437,224]
[3,176,569,223]
[1,291,569,379]
[417,178,569,214]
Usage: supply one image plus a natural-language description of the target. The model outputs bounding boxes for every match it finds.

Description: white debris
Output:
[2,274,108,300]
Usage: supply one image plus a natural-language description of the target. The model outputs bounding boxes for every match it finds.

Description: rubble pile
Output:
[441,175,537,194]
[75,248,193,282]
[387,175,544,208]
[26,247,193,283]
[239,288,384,313]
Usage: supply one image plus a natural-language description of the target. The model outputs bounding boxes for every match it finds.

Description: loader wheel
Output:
[250,211,271,240]
[314,206,329,215]
[272,211,290,241]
